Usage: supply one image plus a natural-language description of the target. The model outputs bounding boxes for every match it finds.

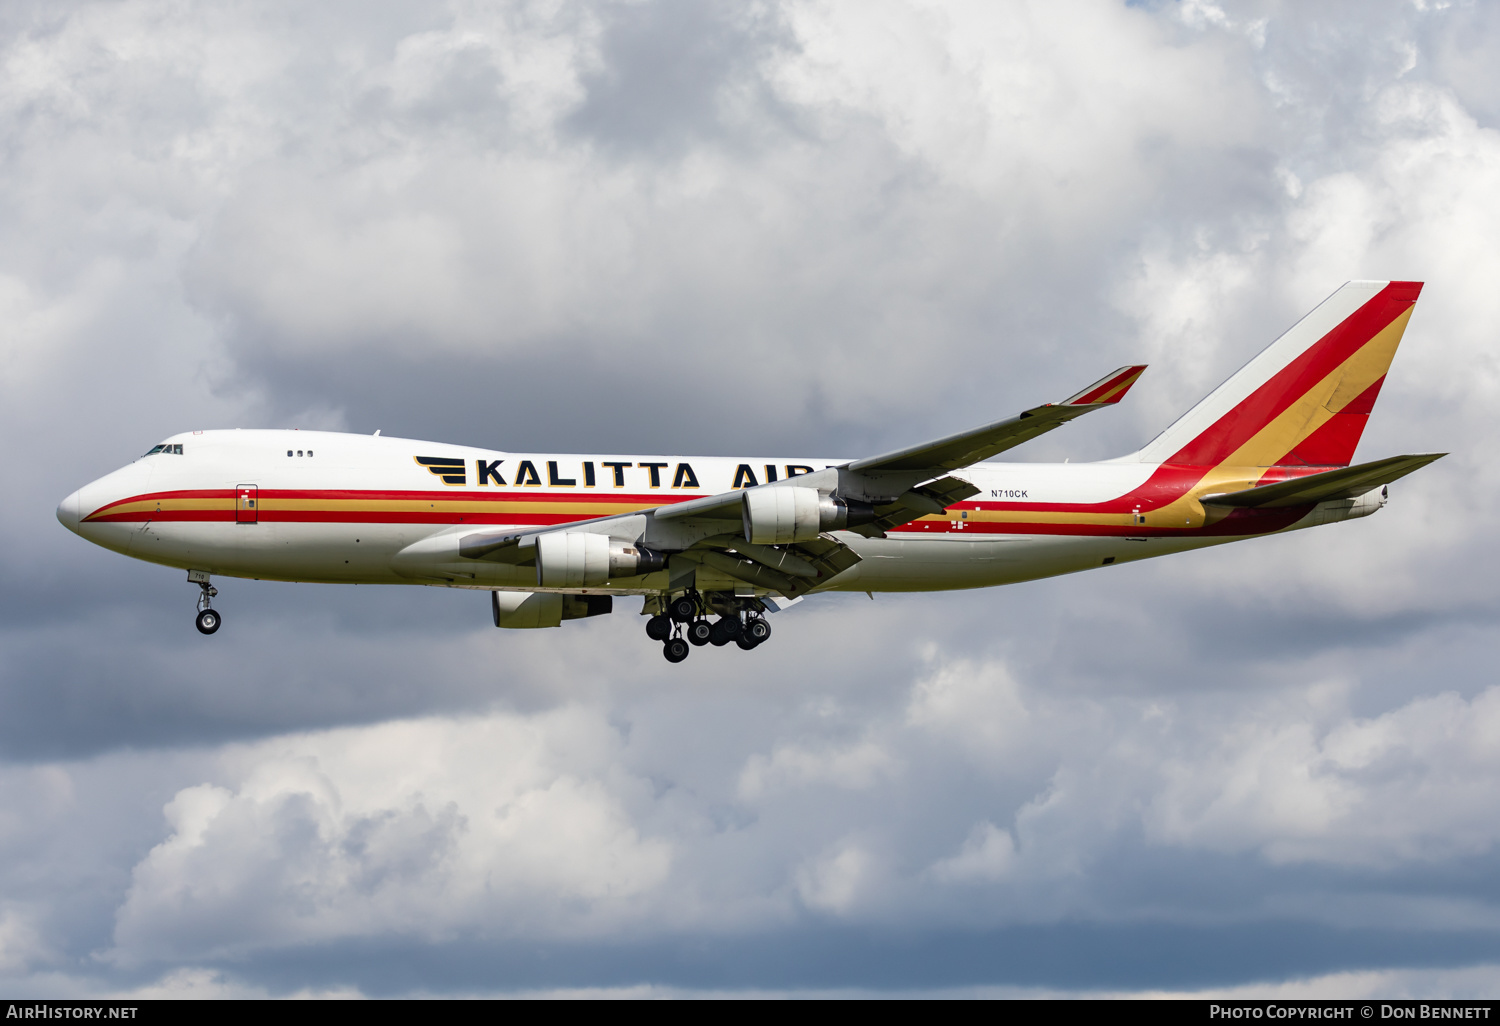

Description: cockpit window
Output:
[142,443,184,456]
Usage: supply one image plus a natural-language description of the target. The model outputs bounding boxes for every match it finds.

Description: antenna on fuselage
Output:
[373,429,381,436]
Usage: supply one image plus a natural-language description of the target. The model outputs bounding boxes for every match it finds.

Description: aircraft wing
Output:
[457,516,865,596]
[453,365,1144,589]
[847,365,1147,474]
[457,488,745,559]
[458,530,534,561]
[1201,453,1447,508]
[652,488,743,522]
[845,475,981,537]
[675,533,865,597]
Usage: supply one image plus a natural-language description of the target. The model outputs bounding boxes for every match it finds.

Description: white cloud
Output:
[89,655,1500,963]
[112,708,673,962]
[738,737,897,799]
[927,822,1018,884]
[795,840,877,914]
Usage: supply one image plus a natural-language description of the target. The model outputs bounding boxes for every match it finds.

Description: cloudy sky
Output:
[3,0,1500,997]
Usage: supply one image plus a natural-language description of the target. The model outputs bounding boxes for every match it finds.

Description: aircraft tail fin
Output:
[1134,281,1422,467]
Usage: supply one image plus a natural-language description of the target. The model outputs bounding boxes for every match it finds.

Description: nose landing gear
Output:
[190,571,221,635]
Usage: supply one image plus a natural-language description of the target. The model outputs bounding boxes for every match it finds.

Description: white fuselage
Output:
[57,429,1365,598]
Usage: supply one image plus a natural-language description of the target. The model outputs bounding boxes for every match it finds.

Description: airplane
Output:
[57,280,1443,663]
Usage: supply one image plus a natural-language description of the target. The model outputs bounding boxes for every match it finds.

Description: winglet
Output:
[1062,365,1148,406]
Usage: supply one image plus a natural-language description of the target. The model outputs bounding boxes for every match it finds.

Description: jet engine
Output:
[1304,485,1389,527]
[535,532,665,587]
[492,590,613,629]
[741,487,876,544]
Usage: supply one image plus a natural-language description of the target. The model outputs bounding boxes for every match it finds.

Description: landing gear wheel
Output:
[192,576,220,636]
[687,620,713,646]
[669,595,698,623]
[744,618,771,644]
[663,637,690,663]
[646,614,672,641]
[735,632,759,650]
[709,617,742,647]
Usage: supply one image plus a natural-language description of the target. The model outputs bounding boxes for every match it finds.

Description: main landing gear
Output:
[191,572,221,635]
[645,590,772,663]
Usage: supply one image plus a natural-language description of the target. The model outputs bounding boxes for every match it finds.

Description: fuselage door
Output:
[236,485,258,524]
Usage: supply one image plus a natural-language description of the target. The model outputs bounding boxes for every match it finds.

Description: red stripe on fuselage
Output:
[888,505,1309,538]
[83,474,1325,537]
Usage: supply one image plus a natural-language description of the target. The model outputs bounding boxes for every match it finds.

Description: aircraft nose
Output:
[56,489,84,533]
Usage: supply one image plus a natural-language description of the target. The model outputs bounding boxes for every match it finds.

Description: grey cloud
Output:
[566,0,790,155]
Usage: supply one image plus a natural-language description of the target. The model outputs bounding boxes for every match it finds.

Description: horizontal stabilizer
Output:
[849,365,1146,474]
[1201,453,1446,508]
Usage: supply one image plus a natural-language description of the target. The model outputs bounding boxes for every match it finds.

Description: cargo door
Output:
[236,485,258,524]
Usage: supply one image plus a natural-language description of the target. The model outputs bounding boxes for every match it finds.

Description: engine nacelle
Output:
[742,486,821,544]
[1304,485,1388,527]
[492,590,613,629]
[741,487,878,544]
[535,532,665,587]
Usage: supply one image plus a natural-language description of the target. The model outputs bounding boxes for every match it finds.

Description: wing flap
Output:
[850,475,981,537]
[684,532,865,596]
[1201,453,1446,508]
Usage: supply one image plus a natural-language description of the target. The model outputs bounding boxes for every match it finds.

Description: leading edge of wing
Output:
[846,364,1147,474]
[1201,452,1447,508]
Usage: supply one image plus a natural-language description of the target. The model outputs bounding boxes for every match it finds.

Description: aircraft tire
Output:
[195,609,221,635]
[687,620,713,646]
[711,618,741,648]
[735,633,758,650]
[669,596,697,623]
[646,614,672,641]
[663,638,690,663]
[745,619,771,644]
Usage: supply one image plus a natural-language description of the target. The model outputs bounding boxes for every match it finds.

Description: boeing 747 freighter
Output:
[58,281,1442,661]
